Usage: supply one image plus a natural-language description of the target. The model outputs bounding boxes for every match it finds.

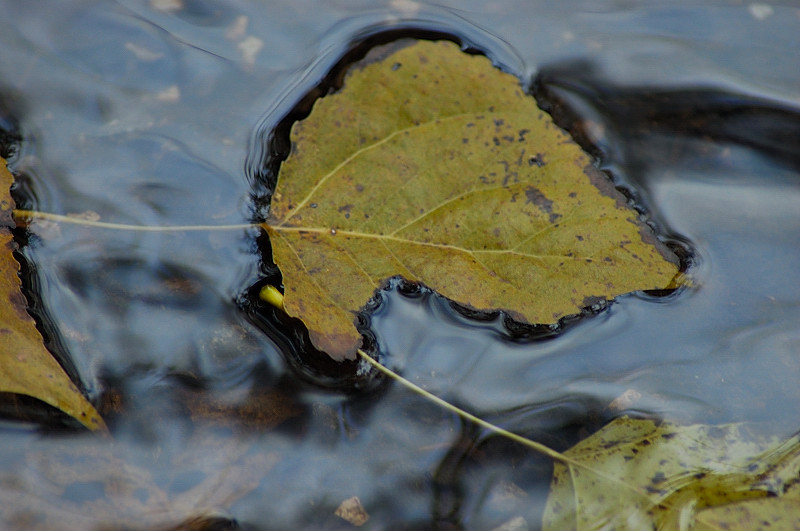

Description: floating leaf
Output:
[0,157,105,431]
[543,416,800,529]
[265,40,679,360]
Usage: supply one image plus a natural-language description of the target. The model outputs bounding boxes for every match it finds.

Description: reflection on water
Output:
[1,0,799,528]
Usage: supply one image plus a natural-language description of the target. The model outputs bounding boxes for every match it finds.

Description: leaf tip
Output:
[310,328,362,362]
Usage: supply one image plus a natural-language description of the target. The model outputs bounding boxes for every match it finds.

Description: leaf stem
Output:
[356,348,572,465]
[257,282,575,464]
[353,348,660,511]
[13,209,258,232]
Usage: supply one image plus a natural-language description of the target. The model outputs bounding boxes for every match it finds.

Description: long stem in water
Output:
[258,283,572,465]
[13,209,257,232]
[355,348,572,464]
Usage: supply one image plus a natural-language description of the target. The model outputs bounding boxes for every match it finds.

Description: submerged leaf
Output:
[265,40,679,360]
[543,416,800,529]
[0,157,105,431]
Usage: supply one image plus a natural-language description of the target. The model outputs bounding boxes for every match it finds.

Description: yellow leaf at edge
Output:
[0,157,106,431]
[266,40,680,360]
[543,416,800,530]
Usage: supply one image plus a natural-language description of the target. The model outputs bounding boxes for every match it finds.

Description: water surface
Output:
[1,1,799,528]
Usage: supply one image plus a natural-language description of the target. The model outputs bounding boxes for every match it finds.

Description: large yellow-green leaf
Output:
[543,416,800,530]
[265,40,680,360]
[0,157,105,431]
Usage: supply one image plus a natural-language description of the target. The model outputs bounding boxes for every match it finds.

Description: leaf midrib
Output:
[271,224,589,261]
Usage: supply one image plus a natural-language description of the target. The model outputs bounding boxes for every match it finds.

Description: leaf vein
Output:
[274,231,355,312]
[275,226,576,261]
[281,111,485,225]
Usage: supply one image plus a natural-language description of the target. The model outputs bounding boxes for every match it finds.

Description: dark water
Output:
[1,1,799,528]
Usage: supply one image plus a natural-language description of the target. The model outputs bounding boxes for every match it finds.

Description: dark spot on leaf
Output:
[500,162,519,185]
[515,150,526,167]
[9,291,31,322]
[310,203,318,208]
[651,471,667,484]
[576,235,583,241]
[462,138,468,144]
[528,154,546,167]
[525,186,560,223]
[582,295,606,310]
[584,164,628,208]
[391,62,402,71]
[355,184,364,192]
[493,118,504,127]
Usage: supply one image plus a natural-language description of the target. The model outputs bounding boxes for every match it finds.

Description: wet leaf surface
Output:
[544,416,800,529]
[0,158,105,431]
[265,40,680,360]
